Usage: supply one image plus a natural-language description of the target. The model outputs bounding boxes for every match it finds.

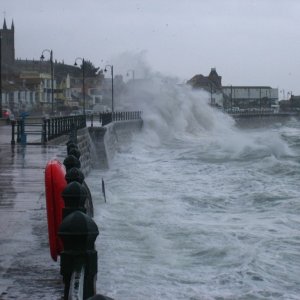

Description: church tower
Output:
[208,68,222,88]
[0,18,15,73]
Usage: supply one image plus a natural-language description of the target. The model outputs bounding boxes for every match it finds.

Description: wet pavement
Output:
[0,125,67,299]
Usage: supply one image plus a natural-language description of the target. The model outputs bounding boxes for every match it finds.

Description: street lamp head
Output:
[40,49,52,61]
[74,57,84,66]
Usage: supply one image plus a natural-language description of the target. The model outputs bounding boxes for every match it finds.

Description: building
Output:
[187,68,278,109]
[187,68,225,106]
[19,71,57,112]
[0,18,105,115]
[2,80,36,113]
[0,19,15,75]
[279,95,300,112]
[187,68,223,106]
[222,86,278,109]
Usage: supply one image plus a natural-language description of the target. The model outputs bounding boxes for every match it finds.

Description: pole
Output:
[230,85,233,110]
[11,120,15,145]
[74,58,85,115]
[111,66,114,113]
[50,50,54,115]
[0,33,2,118]
[259,87,261,112]
[105,65,114,113]
[210,84,213,105]
[102,178,106,203]
[82,59,85,114]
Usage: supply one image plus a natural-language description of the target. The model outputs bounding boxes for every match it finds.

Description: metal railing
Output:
[43,115,86,142]
[88,111,142,127]
[10,112,142,144]
[228,111,298,118]
[11,115,86,145]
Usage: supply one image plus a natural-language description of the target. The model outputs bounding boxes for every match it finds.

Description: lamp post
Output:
[0,33,2,118]
[259,87,262,112]
[74,57,86,114]
[104,65,114,113]
[210,83,213,106]
[230,85,233,110]
[40,49,54,115]
[126,69,135,81]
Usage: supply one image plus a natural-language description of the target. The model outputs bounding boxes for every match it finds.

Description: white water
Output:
[86,75,300,299]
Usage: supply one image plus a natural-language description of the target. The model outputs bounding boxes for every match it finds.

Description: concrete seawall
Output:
[47,119,143,171]
[89,119,143,169]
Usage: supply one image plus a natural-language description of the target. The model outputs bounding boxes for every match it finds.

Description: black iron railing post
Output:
[42,118,47,144]
[91,114,94,128]
[16,120,21,143]
[55,118,58,137]
[11,120,16,145]
[57,117,61,136]
[47,119,50,140]
[51,118,54,139]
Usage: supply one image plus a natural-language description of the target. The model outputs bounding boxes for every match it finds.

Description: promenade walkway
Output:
[0,125,66,299]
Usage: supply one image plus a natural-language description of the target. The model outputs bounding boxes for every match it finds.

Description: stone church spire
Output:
[0,18,15,72]
[3,18,7,30]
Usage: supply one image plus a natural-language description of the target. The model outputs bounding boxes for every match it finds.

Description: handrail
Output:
[11,115,87,145]
[11,112,143,144]
[98,111,142,126]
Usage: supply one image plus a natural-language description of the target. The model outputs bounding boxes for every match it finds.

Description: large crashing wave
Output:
[112,52,292,159]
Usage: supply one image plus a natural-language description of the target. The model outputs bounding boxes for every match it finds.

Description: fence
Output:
[11,115,86,145]
[10,112,143,145]
[89,111,142,126]
[228,111,298,118]
[225,108,298,116]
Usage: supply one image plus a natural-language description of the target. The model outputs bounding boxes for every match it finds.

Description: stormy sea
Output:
[86,77,300,300]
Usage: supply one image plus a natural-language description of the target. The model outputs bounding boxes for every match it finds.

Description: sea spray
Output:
[114,61,291,160]
[86,54,300,299]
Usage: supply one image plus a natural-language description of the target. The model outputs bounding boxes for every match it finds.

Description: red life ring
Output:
[45,159,66,261]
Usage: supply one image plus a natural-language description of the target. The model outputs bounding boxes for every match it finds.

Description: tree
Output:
[81,60,100,77]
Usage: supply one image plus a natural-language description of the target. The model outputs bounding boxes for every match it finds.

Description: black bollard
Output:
[66,139,77,147]
[69,123,78,143]
[65,167,85,184]
[63,154,81,171]
[58,211,99,300]
[69,148,81,160]
[66,141,79,155]
[61,181,87,218]
[65,167,94,217]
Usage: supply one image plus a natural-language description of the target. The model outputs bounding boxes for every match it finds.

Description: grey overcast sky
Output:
[2,0,300,96]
